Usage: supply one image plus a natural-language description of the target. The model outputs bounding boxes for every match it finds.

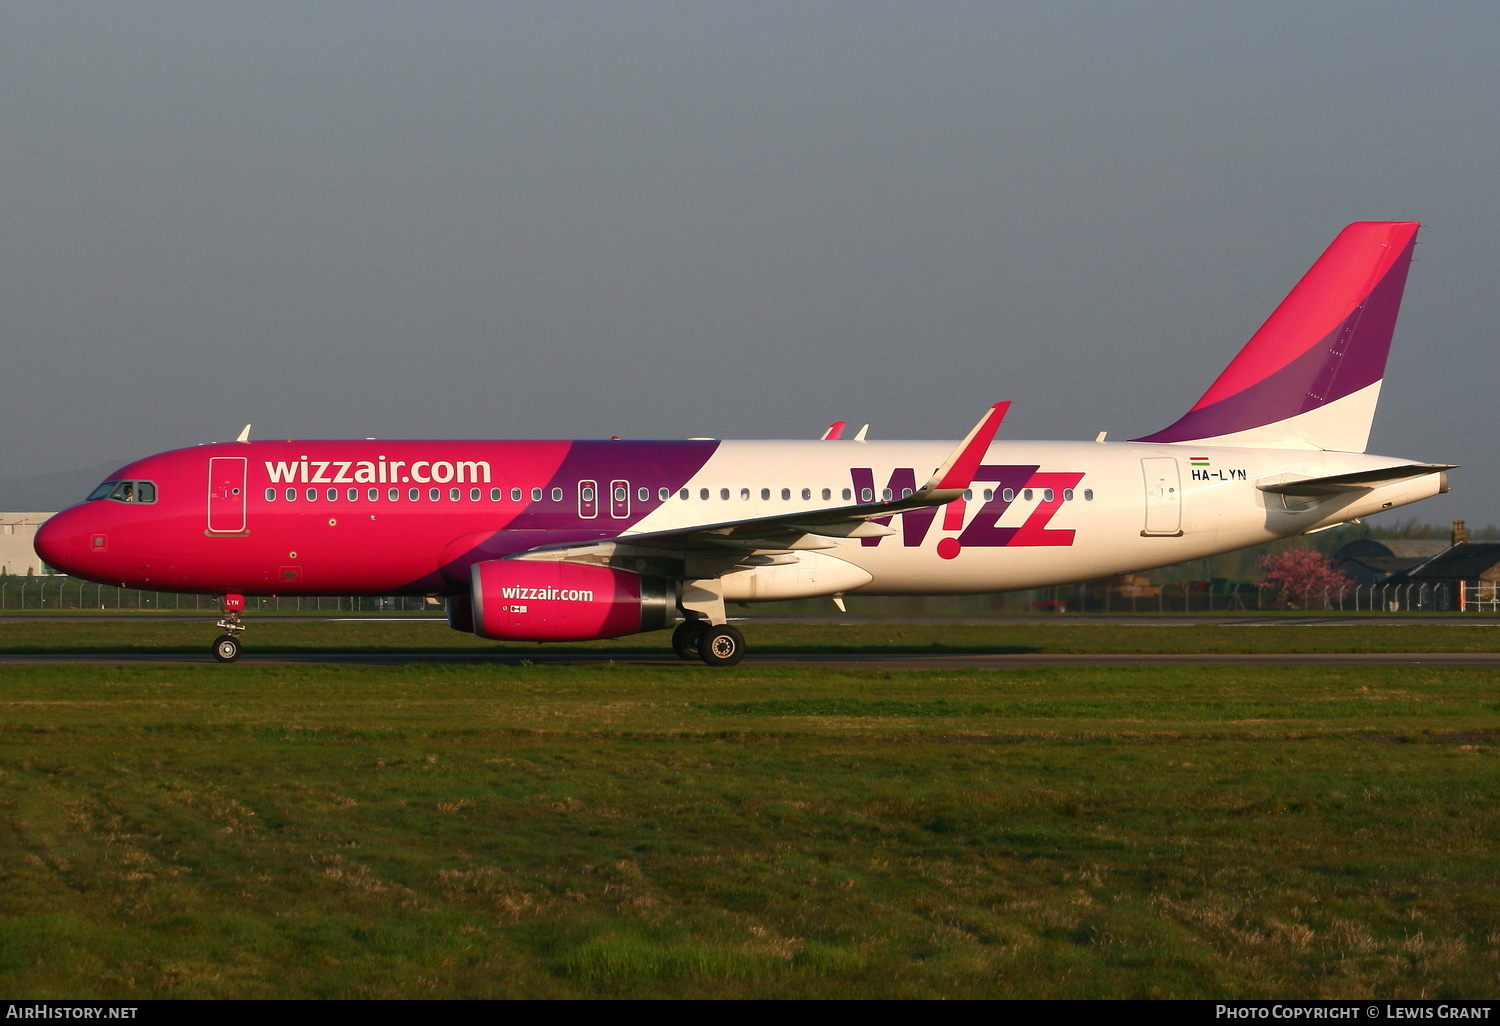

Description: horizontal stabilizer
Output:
[1257,463,1455,497]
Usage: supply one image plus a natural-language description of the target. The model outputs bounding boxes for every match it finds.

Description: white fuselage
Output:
[625,440,1444,597]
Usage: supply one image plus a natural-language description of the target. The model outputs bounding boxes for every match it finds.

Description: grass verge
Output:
[1,654,1498,997]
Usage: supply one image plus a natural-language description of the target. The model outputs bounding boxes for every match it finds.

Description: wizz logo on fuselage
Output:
[850,465,1084,557]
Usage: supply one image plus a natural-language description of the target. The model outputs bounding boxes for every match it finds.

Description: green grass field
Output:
[4,617,1500,656]
[2,620,1499,998]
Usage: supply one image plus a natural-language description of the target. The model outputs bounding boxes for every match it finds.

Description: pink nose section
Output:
[32,509,89,577]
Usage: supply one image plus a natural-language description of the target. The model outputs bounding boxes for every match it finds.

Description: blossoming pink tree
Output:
[1257,549,1353,608]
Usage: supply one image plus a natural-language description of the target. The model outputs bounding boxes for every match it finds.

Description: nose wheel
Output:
[211,593,247,663]
[213,634,242,663]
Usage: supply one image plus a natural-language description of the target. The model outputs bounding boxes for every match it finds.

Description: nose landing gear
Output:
[212,593,247,663]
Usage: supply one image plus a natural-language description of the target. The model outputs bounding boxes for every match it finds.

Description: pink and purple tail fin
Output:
[1133,221,1420,452]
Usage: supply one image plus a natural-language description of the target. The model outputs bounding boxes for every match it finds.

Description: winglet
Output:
[923,401,1009,494]
[820,421,847,440]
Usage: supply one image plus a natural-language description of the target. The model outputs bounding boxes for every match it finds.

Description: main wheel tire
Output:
[698,624,745,667]
[212,634,242,663]
[672,622,706,661]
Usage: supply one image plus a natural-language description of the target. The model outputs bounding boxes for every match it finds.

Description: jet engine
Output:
[469,559,674,642]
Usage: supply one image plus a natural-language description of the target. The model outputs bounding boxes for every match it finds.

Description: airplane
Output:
[34,221,1451,666]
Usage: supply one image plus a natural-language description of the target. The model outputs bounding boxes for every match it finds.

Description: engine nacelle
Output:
[471,560,673,642]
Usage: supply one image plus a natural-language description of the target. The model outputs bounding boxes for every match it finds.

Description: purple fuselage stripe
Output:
[435,440,720,574]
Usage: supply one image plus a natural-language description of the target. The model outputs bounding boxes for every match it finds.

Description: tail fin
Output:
[1133,221,1420,452]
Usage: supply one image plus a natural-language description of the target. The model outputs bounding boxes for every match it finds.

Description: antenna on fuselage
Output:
[235,424,252,443]
[853,425,869,442]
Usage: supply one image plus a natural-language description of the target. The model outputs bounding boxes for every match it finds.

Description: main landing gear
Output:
[672,620,746,667]
[212,594,247,663]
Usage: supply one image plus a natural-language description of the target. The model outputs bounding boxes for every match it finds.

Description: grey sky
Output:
[1,2,1494,521]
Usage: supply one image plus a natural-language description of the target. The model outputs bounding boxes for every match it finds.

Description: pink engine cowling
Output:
[470,560,674,642]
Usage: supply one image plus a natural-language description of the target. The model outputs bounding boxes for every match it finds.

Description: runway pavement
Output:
[3,613,1498,668]
[3,649,1500,669]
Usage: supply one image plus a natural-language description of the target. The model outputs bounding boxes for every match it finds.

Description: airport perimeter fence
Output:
[1061,581,1469,614]
[0,577,435,613]
[0,576,1487,616]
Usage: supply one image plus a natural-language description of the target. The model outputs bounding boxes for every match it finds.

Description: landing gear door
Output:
[208,456,248,534]
[1140,457,1183,537]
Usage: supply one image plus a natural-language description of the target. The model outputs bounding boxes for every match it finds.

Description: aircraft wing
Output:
[512,402,1009,568]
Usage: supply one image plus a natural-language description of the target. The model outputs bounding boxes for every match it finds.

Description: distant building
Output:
[1384,542,1500,592]
[1334,537,1450,586]
[0,513,57,576]
[1333,521,1491,588]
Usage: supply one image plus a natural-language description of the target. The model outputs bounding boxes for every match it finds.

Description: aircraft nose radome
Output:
[33,510,87,576]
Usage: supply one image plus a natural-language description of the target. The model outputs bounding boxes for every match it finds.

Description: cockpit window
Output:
[88,479,157,504]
